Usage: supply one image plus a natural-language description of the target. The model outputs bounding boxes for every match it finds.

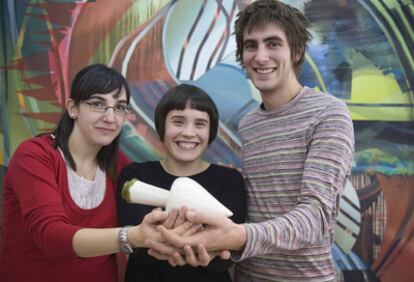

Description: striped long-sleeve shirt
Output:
[233,87,354,282]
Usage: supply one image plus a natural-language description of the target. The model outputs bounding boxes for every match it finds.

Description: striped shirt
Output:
[233,87,354,282]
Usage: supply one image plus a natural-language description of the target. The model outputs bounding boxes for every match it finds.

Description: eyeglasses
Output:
[84,101,132,116]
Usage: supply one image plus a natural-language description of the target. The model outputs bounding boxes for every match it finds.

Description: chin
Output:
[257,80,280,91]
[174,152,203,162]
[251,79,271,89]
[95,137,117,147]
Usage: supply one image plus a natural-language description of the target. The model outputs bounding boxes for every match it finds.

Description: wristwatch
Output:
[118,226,133,254]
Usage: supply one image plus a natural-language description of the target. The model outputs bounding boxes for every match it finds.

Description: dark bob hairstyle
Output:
[154,84,219,145]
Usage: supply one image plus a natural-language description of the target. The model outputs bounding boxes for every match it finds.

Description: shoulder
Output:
[11,134,56,161]
[18,134,53,149]
[120,161,160,177]
[239,106,260,126]
[209,164,244,180]
[304,87,348,110]
[302,88,351,122]
[6,135,61,183]
[123,161,159,171]
[116,151,132,173]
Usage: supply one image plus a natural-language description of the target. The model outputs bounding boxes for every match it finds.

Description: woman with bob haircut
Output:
[0,64,184,282]
[117,83,247,282]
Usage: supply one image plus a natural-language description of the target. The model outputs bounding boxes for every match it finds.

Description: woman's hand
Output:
[144,207,201,260]
[164,244,231,267]
[128,208,169,248]
[146,207,232,267]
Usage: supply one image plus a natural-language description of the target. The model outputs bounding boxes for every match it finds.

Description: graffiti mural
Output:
[1,0,413,281]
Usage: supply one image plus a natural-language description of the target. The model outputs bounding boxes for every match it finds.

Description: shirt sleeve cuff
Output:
[230,223,255,262]
[45,224,82,259]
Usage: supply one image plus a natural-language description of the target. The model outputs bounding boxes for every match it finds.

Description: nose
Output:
[102,107,116,122]
[181,123,195,136]
[255,45,269,63]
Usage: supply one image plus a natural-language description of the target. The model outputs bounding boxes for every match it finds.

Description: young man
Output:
[149,1,354,281]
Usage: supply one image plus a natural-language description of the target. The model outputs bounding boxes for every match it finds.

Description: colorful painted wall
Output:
[1,0,413,281]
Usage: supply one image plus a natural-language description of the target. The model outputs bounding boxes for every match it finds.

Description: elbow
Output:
[30,222,80,261]
[276,206,331,250]
[301,206,331,247]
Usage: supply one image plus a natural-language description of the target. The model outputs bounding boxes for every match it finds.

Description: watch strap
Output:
[118,226,133,254]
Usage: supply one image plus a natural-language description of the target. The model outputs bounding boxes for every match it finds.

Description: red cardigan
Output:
[0,134,129,282]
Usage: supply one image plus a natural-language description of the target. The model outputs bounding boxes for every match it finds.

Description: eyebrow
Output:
[89,94,128,103]
[170,115,209,123]
[195,118,209,123]
[243,35,283,45]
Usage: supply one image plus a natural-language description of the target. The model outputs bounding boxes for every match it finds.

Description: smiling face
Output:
[68,88,128,150]
[242,22,299,99]
[163,106,210,168]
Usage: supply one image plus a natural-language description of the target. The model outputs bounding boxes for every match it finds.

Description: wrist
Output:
[127,225,144,248]
[231,223,247,251]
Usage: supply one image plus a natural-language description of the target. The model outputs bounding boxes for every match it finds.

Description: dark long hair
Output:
[154,84,219,145]
[53,64,130,181]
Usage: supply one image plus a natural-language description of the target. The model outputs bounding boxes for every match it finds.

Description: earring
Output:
[70,113,75,118]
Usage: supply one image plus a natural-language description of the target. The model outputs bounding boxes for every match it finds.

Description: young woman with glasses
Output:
[0,64,187,282]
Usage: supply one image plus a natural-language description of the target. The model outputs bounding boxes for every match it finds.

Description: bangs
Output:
[72,68,129,103]
[186,98,211,114]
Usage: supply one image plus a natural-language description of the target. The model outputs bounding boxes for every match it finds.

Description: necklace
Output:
[75,162,97,181]
[68,166,105,209]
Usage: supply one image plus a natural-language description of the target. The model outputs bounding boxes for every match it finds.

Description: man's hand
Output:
[147,209,247,255]
[148,243,231,267]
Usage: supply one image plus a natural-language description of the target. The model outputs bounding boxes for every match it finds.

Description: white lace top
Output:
[67,166,106,209]
[59,148,106,209]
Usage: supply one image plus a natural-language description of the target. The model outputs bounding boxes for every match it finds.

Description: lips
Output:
[176,141,199,150]
[96,127,117,135]
[254,67,276,74]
